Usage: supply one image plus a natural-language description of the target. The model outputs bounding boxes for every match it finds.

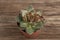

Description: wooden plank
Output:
[0,28,20,37]
[0,3,60,11]
[0,24,18,28]
[0,12,18,16]
[40,26,60,34]
[0,3,60,16]
[0,0,60,3]
[0,22,60,35]
[39,34,60,39]
[0,15,60,26]
[45,16,60,21]
[0,27,60,39]
[0,16,16,22]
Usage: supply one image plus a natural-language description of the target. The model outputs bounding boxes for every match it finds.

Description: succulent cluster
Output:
[17,5,45,34]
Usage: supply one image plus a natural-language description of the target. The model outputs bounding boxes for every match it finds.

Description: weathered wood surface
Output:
[0,0,60,40]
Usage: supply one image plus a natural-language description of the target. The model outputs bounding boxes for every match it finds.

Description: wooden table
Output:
[0,0,60,40]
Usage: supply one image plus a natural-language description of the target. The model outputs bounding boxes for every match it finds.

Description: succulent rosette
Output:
[17,5,45,35]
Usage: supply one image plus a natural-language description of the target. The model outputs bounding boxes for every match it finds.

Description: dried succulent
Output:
[17,5,45,34]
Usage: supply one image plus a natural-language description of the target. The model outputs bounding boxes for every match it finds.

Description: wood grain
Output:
[0,0,60,40]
